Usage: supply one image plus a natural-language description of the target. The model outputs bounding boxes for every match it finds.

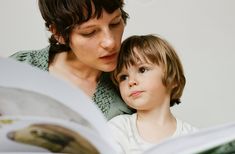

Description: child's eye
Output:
[118,75,128,82]
[139,67,148,73]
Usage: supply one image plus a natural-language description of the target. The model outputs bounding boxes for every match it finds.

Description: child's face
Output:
[116,60,171,111]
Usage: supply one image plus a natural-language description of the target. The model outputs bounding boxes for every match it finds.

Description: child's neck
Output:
[136,107,177,144]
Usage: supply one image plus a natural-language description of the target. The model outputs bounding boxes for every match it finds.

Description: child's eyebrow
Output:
[135,60,149,65]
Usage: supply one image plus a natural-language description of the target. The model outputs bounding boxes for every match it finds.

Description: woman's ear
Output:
[49,24,65,44]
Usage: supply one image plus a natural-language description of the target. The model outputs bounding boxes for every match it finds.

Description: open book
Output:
[0,58,235,154]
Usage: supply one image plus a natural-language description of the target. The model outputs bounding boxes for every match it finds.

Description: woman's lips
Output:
[100,53,117,61]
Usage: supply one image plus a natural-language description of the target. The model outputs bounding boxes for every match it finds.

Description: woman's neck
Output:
[49,51,102,97]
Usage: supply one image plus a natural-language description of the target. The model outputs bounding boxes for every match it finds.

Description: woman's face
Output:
[69,9,125,72]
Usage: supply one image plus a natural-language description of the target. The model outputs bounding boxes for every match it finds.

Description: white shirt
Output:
[108,113,198,154]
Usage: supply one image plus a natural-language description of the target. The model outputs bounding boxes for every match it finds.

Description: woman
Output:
[10,0,133,120]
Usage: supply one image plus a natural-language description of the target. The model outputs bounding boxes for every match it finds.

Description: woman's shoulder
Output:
[9,46,50,71]
[93,73,134,120]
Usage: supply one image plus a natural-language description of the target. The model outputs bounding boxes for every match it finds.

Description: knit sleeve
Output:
[9,47,50,71]
[93,73,134,120]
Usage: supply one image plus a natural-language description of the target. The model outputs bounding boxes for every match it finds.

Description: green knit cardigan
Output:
[10,46,133,120]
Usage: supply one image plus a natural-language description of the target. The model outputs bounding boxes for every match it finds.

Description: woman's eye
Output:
[80,31,96,37]
[110,18,122,28]
[110,21,120,27]
[118,75,128,82]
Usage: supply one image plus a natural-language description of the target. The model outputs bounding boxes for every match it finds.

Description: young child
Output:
[108,34,197,154]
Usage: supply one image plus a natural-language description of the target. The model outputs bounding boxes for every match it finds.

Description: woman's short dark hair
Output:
[38,0,128,61]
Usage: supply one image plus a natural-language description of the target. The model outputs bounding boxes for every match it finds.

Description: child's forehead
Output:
[122,58,152,70]
[132,47,156,62]
[130,46,163,65]
[127,52,151,65]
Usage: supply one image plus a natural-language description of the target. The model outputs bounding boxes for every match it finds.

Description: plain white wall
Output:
[0,0,48,57]
[1,0,235,128]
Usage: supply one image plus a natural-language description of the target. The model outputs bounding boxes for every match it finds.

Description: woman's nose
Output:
[100,30,115,51]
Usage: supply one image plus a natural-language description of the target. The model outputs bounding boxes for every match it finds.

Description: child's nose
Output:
[128,78,138,87]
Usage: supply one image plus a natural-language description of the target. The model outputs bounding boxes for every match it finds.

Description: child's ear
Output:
[49,24,65,44]
[169,81,178,91]
[172,82,178,89]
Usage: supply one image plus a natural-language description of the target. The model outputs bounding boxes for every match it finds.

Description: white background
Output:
[0,0,235,128]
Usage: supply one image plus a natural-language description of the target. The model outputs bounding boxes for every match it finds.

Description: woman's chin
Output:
[101,64,116,72]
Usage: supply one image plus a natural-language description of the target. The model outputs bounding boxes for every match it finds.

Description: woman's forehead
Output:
[76,9,121,29]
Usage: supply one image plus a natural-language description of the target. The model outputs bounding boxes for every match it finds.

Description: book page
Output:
[0,86,91,127]
[0,116,114,153]
[0,58,117,153]
[145,121,235,154]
